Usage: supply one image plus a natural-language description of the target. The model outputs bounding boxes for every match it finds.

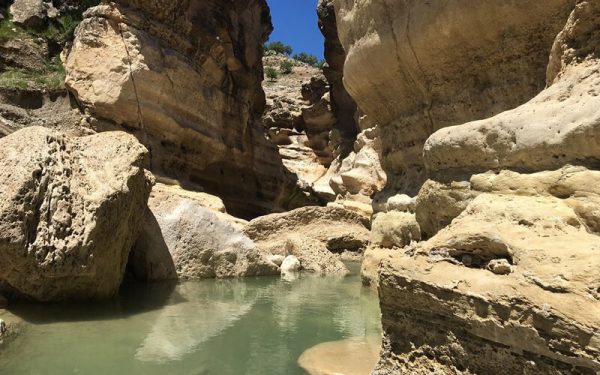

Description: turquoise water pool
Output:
[1,268,381,374]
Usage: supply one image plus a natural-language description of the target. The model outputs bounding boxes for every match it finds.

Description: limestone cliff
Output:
[334,0,576,194]
[333,0,600,373]
[64,0,297,218]
[317,0,387,213]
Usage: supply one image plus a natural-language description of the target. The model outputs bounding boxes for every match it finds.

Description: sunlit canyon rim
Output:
[0,0,599,374]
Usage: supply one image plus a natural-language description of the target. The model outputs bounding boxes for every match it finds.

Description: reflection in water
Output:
[2,271,381,375]
[135,281,265,363]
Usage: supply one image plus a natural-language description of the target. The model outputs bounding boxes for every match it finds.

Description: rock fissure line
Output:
[404,0,435,134]
[117,23,146,135]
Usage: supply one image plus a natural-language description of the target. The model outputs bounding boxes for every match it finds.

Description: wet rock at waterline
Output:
[0,127,152,301]
[332,1,600,372]
[131,184,279,280]
[280,255,301,274]
[284,236,349,275]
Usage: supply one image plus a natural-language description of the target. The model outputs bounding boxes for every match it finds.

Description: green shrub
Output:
[0,56,66,90]
[264,41,293,55]
[292,52,319,67]
[279,60,293,75]
[265,66,278,81]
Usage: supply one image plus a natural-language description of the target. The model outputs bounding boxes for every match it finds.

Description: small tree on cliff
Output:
[279,60,294,75]
[264,41,293,55]
[265,66,278,81]
[292,52,319,67]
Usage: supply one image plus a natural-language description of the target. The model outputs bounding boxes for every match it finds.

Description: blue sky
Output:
[266,0,324,58]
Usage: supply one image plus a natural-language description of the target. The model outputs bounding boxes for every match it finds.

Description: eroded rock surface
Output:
[424,1,600,177]
[355,2,600,372]
[376,175,600,373]
[334,0,575,193]
[244,206,370,274]
[131,183,278,281]
[65,1,297,218]
[9,0,45,27]
[0,127,151,301]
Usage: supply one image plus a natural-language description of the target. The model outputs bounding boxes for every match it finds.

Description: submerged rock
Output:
[298,336,381,375]
[0,127,151,301]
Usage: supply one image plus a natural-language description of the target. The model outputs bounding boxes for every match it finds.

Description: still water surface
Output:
[1,267,381,374]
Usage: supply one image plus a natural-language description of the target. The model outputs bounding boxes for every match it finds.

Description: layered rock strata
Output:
[64,1,297,218]
[0,127,151,301]
[316,0,387,207]
[376,167,600,374]
[244,206,371,274]
[343,1,600,373]
[261,54,333,204]
[334,0,576,194]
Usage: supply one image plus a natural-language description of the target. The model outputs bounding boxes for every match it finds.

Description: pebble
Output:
[488,259,512,275]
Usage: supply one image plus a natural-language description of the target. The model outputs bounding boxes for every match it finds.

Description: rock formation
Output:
[334,0,576,194]
[317,0,359,157]
[130,183,279,280]
[64,1,300,218]
[261,54,333,204]
[9,0,46,27]
[332,0,600,373]
[0,127,151,301]
[316,0,387,211]
[244,206,371,274]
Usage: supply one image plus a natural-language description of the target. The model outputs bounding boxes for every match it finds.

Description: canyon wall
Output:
[64,0,298,218]
[333,0,600,373]
[334,0,576,194]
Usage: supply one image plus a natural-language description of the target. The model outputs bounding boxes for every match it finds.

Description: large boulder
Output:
[130,184,278,280]
[415,180,476,239]
[370,211,420,249]
[0,127,151,301]
[9,0,45,27]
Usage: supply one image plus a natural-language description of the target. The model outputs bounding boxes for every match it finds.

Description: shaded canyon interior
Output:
[0,0,599,374]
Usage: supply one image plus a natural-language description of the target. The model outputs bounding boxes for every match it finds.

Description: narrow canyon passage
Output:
[0,0,599,374]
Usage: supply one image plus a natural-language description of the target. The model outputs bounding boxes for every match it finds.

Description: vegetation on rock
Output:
[0,1,99,90]
[265,66,278,81]
[264,40,293,55]
[293,52,323,67]
[279,59,293,74]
